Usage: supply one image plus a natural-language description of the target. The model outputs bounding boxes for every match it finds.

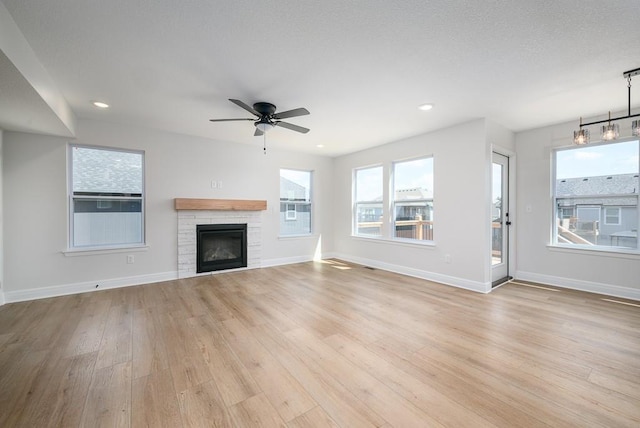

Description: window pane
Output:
[393,157,434,241]
[280,169,312,235]
[555,141,639,249]
[70,146,144,248]
[73,198,143,247]
[356,166,382,202]
[72,146,143,194]
[354,166,383,237]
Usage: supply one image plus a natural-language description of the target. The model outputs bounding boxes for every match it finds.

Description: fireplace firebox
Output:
[196,224,247,273]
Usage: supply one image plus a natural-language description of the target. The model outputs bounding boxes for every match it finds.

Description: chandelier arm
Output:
[580,112,640,128]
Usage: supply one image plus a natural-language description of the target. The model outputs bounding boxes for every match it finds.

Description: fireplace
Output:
[196,224,247,273]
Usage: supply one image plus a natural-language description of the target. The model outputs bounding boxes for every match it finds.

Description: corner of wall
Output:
[0,129,3,305]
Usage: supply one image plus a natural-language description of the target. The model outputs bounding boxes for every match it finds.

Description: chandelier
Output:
[573,67,640,145]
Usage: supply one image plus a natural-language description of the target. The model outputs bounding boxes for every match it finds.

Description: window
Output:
[285,203,297,220]
[279,169,312,236]
[393,157,434,241]
[354,166,383,237]
[554,140,639,250]
[69,145,144,249]
[604,207,621,225]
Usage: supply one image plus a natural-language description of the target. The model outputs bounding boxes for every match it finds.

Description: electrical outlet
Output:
[444,254,452,264]
[127,255,135,264]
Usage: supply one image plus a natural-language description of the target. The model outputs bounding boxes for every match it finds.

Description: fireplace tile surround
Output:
[176,199,266,279]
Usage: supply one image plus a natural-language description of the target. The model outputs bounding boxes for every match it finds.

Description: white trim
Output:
[547,244,640,259]
[0,290,5,306]
[516,270,640,301]
[3,271,177,303]
[333,253,490,293]
[261,254,315,268]
[604,207,621,225]
[63,245,149,257]
[350,235,436,249]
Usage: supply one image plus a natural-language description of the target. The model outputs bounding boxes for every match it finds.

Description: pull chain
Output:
[263,132,267,154]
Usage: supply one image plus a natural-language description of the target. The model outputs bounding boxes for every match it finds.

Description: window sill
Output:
[351,235,436,249]
[547,244,640,260]
[63,245,149,257]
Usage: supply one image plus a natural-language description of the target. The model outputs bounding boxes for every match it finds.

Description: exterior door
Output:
[492,152,510,286]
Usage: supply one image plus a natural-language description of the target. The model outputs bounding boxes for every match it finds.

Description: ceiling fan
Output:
[210,99,310,136]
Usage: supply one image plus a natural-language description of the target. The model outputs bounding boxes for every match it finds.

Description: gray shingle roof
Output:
[72,146,143,194]
[556,173,638,197]
[556,173,638,207]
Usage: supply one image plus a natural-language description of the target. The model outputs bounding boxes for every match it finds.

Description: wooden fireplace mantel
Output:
[174,198,267,211]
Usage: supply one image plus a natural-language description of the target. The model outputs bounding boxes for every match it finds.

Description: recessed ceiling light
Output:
[316,144,324,148]
[418,103,434,111]
[92,101,109,109]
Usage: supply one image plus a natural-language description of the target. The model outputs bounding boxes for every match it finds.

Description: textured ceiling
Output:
[1,0,640,156]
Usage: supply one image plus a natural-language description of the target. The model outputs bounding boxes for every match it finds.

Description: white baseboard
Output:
[4,271,178,304]
[334,253,490,293]
[261,255,314,268]
[0,290,5,306]
[516,270,640,301]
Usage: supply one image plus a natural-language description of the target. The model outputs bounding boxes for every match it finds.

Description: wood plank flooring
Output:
[1,259,639,427]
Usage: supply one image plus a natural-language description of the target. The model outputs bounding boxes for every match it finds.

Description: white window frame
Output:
[391,156,434,242]
[279,168,312,236]
[353,165,384,237]
[68,144,145,250]
[285,203,297,220]
[604,207,621,225]
[552,139,639,252]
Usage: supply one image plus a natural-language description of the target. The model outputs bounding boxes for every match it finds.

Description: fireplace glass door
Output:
[196,224,247,273]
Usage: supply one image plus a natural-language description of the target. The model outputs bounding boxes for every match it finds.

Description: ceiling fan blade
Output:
[254,127,264,137]
[229,99,260,116]
[209,118,254,122]
[273,107,310,120]
[275,121,310,134]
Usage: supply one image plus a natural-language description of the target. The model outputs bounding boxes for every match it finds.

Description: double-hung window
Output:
[69,145,145,249]
[553,139,639,250]
[354,166,383,237]
[392,157,434,241]
[279,169,312,236]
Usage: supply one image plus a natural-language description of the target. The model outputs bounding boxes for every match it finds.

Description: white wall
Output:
[332,119,493,292]
[3,119,333,301]
[0,130,4,304]
[515,117,640,300]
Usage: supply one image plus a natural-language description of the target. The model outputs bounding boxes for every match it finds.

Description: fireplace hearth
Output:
[196,224,247,273]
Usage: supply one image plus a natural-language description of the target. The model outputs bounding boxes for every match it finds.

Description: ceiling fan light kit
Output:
[573,67,640,145]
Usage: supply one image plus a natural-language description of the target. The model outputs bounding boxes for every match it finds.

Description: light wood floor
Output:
[1,260,639,427]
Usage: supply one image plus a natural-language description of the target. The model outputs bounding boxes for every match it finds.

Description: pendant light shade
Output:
[601,123,619,141]
[601,111,619,141]
[573,117,589,145]
[573,129,589,145]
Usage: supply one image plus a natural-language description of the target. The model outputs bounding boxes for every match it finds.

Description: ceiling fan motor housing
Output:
[253,102,277,117]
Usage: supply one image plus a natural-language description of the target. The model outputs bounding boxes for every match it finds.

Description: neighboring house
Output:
[279,176,311,235]
[556,173,639,246]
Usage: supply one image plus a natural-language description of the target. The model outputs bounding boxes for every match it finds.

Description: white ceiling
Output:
[1,0,640,157]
